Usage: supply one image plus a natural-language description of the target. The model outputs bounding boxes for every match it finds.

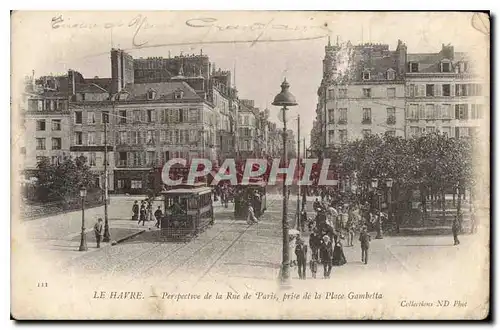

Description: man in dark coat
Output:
[320,235,333,278]
[94,218,103,248]
[359,226,371,264]
[309,228,321,261]
[132,201,139,220]
[154,206,163,228]
[138,204,147,226]
[295,238,308,279]
[452,218,461,245]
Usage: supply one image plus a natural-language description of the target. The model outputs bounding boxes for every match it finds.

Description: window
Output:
[387,69,396,80]
[244,116,249,125]
[362,88,371,98]
[338,88,347,98]
[339,130,347,144]
[425,127,435,134]
[328,109,335,123]
[147,130,155,144]
[119,110,127,124]
[441,126,452,137]
[387,88,396,98]
[455,104,469,120]
[102,111,109,124]
[88,112,96,125]
[131,180,143,189]
[51,156,60,165]
[469,84,482,96]
[426,84,434,97]
[328,130,334,144]
[441,104,453,119]
[362,71,370,80]
[189,108,200,122]
[51,119,61,131]
[385,130,396,137]
[338,108,347,124]
[362,129,372,137]
[117,179,125,188]
[147,151,156,166]
[174,90,184,99]
[74,132,83,145]
[362,108,371,124]
[327,89,335,100]
[87,132,96,145]
[471,104,484,119]
[410,126,421,137]
[147,109,156,122]
[89,152,96,166]
[133,110,141,123]
[75,111,82,124]
[458,62,469,73]
[119,131,127,145]
[425,104,436,120]
[387,107,396,124]
[118,152,127,166]
[442,84,451,96]
[36,120,46,131]
[441,62,451,73]
[36,138,46,150]
[37,100,43,111]
[147,90,156,100]
[455,84,468,96]
[409,62,419,72]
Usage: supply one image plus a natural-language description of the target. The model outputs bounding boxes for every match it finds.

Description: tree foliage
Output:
[34,155,96,202]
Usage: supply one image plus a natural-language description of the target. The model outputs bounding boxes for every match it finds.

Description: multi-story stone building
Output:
[22,74,71,172]
[238,99,258,158]
[405,44,485,138]
[315,39,407,153]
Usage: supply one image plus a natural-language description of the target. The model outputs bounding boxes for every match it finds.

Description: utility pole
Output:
[296,115,300,230]
[323,85,328,159]
[102,108,110,242]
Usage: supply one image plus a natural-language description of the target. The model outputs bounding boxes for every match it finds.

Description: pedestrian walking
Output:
[320,235,333,279]
[94,218,104,248]
[146,199,153,222]
[154,206,163,228]
[295,237,308,279]
[132,201,139,220]
[247,201,258,225]
[309,227,321,261]
[359,226,371,264]
[138,204,147,226]
[452,218,461,245]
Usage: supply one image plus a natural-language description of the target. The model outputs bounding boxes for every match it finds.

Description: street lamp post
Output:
[78,186,88,251]
[385,178,393,233]
[371,178,383,239]
[272,78,297,288]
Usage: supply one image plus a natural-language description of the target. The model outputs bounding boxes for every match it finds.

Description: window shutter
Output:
[435,84,441,96]
[127,131,132,145]
[418,104,425,119]
[464,104,469,119]
[156,130,160,143]
[160,109,165,123]
[419,85,425,97]
[455,105,460,119]
[436,104,442,119]
[450,84,455,97]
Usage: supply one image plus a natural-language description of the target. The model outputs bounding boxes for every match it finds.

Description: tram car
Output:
[233,180,267,220]
[159,182,214,241]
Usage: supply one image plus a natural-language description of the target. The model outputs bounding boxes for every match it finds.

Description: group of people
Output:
[132,199,164,228]
[291,195,378,280]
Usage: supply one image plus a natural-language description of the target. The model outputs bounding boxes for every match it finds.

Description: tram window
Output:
[188,198,198,209]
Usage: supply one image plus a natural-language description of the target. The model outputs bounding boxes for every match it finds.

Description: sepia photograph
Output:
[10,10,490,320]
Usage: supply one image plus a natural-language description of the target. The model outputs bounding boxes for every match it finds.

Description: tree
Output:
[34,155,96,203]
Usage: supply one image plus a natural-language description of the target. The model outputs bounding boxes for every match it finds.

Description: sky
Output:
[12,11,489,149]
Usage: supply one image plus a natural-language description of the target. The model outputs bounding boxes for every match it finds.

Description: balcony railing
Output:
[337,119,347,125]
[361,118,372,124]
[386,116,396,125]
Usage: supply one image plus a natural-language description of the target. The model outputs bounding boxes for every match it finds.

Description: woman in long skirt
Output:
[332,231,347,266]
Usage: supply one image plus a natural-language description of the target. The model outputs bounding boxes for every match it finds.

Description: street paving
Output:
[20,194,484,295]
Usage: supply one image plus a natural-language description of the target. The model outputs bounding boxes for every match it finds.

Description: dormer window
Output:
[362,70,371,81]
[387,69,396,80]
[174,89,184,99]
[409,62,419,73]
[441,60,451,73]
[147,89,157,100]
[118,91,129,101]
[457,61,469,73]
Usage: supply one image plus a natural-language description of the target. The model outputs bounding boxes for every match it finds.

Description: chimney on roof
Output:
[441,43,454,60]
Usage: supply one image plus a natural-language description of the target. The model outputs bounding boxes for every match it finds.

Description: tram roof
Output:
[160,186,212,195]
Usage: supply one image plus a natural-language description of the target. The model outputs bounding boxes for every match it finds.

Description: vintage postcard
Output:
[11,11,490,320]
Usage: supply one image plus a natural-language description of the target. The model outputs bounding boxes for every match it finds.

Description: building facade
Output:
[405,44,485,138]
[315,40,407,153]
